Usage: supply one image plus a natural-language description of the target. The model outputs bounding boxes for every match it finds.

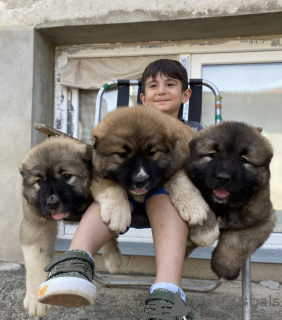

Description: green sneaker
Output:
[37,250,96,307]
[143,289,195,320]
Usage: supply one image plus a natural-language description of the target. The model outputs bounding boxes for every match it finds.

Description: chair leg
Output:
[242,257,252,320]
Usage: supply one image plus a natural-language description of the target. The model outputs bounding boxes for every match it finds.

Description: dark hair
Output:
[141,59,188,93]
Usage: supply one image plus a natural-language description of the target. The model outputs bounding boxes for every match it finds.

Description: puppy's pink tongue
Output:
[52,212,66,220]
[213,189,230,198]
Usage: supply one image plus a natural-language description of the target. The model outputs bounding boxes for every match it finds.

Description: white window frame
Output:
[55,38,282,249]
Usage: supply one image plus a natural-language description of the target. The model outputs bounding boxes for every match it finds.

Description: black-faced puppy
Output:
[19,137,92,317]
[185,121,276,281]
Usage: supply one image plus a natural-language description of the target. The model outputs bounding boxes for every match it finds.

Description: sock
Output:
[85,251,94,261]
[150,282,186,302]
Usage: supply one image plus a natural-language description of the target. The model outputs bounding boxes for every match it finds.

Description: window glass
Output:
[79,86,139,144]
[202,63,282,232]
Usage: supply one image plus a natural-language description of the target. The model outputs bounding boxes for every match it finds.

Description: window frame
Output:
[55,39,282,251]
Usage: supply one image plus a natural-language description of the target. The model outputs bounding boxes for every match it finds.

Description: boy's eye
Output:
[167,83,175,87]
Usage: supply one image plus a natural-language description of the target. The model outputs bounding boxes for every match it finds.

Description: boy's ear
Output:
[181,88,192,104]
[140,93,147,106]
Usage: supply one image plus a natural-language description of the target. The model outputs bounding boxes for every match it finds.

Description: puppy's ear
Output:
[256,127,262,133]
[92,135,99,149]
[188,138,197,151]
[83,144,93,161]
[19,162,25,177]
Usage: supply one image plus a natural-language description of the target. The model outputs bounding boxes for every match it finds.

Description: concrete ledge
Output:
[38,12,282,46]
[55,240,282,282]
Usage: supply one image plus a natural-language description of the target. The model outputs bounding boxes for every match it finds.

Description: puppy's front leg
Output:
[20,202,57,317]
[91,178,131,234]
[164,170,209,226]
[211,213,276,281]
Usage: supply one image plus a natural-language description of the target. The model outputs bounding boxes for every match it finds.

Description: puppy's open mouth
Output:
[213,189,230,200]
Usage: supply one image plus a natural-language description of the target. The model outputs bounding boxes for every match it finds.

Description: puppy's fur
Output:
[185,121,276,281]
[19,137,92,317]
[90,106,219,271]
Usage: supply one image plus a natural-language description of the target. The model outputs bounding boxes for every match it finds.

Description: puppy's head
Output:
[19,137,92,220]
[186,121,273,208]
[92,106,179,197]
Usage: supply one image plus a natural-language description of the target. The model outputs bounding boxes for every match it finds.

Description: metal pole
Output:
[242,257,252,320]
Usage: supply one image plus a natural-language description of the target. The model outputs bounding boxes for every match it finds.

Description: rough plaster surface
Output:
[0,29,34,263]
[1,0,282,28]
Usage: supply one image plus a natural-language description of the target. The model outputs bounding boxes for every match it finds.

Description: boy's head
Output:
[141,59,188,93]
[140,59,191,118]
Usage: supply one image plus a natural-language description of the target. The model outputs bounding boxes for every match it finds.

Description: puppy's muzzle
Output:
[46,194,60,210]
[132,170,149,189]
[216,173,231,183]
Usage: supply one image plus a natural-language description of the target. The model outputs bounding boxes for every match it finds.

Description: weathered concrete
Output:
[1,0,282,28]
[37,12,282,46]
[0,28,34,264]
[93,254,282,283]
[0,28,55,263]
[0,262,281,320]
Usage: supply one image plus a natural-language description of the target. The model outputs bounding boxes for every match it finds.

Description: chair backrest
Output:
[95,79,222,127]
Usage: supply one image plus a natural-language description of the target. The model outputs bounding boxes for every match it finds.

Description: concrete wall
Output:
[0,28,34,263]
[1,0,282,264]
[0,29,54,263]
[1,0,282,27]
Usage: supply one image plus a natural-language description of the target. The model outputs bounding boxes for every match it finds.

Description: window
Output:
[55,41,282,252]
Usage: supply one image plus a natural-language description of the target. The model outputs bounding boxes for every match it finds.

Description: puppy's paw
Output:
[189,210,219,247]
[165,170,209,226]
[175,194,209,226]
[189,224,219,247]
[211,247,242,281]
[102,237,122,274]
[100,200,131,234]
[24,293,52,317]
[104,250,122,274]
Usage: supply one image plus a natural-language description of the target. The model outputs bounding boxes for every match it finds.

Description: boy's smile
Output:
[140,72,191,118]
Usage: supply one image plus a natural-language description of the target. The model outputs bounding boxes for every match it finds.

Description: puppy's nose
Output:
[46,194,60,209]
[134,176,149,188]
[216,173,231,182]
[133,168,149,188]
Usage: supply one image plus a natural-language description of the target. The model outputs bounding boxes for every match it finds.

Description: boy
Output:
[37,59,196,319]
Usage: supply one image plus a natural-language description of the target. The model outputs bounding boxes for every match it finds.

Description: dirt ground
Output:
[0,262,281,320]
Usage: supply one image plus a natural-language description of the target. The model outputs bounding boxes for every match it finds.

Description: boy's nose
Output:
[157,84,166,94]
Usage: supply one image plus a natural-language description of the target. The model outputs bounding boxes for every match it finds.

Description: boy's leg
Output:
[143,194,195,319]
[146,193,189,288]
[37,201,115,307]
[69,202,115,257]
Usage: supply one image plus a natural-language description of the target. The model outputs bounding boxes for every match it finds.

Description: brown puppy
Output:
[185,121,276,281]
[90,105,219,271]
[19,137,92,317]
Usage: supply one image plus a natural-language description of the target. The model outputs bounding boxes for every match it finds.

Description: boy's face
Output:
[140,72,191,118]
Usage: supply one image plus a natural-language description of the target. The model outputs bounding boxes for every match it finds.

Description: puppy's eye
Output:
[117,152,127,159]
[240,157,249,164]
[63,174,71,180]
[147,150,156,157]
[208,152,217,158]
[35,175,43,184]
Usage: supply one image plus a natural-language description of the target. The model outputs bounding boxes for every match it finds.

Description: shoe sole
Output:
[37,277,97,307]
